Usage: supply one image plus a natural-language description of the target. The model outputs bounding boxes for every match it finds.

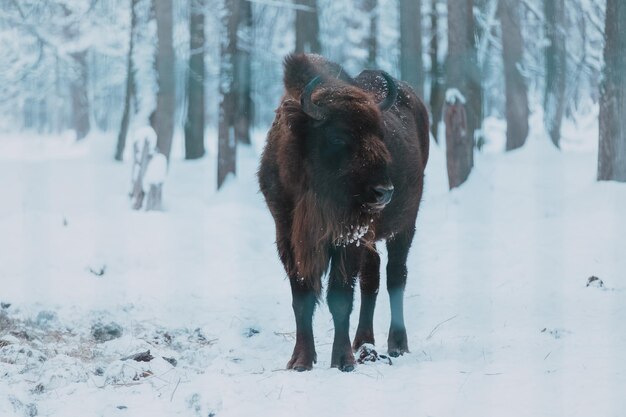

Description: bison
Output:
[258,54,429,371]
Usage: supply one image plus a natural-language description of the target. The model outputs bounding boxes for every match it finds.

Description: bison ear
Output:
[355,70,398,111]
[301,76,326,121]
[283,54,322,100]
[377,72,398,111]
[283,53,353,99]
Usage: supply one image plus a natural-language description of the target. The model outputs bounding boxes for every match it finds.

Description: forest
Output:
[0,1,625,417]
[1,0,624,189]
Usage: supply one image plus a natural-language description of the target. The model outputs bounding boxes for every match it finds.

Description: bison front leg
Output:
[287,277,318,371]
[273,220,318,371]
[353,245,380,350]
[327,247,361,372]
[386,228,415,357]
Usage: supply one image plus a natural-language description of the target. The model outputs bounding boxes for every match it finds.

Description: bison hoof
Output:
[331,345,357,372]
[287,347,317,371]
[340,364,355,372]
[332,360,356,372]
[352,328,375,351]
[387,327,409,357]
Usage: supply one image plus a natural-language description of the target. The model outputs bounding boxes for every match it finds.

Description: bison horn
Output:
[301,76,325,121]
[377,71,398,112]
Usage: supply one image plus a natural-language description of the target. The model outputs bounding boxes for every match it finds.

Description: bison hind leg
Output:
[385,227,415,357]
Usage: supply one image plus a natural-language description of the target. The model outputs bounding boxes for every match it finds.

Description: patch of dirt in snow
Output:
[0,307,221,416]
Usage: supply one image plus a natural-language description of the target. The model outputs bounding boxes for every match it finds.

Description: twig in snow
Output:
[170,377,181,402]
[88,265,106,277]
[426,315,458,340]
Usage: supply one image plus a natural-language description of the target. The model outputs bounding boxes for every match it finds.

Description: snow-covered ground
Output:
[1,114,625,417]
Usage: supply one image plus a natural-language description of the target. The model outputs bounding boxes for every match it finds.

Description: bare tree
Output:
[444,91,471,189]
[364,0,378,69]
[295,0,321,53]
[153,0,175,160]
[184,0,206,159]
[429,0,444,142]
[598,0,626,182]
[446,0,474,187]
[116,0,139,161]
[544,0,567,148]
[70,51,90,140]
[400,0,423,96]
[234,0,253,145]
[466,0,482,146]
[500,0,529,150]
[62,4,90,141]
[218,0,240,189]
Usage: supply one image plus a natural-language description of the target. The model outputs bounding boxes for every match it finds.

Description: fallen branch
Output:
[426,314,458,340]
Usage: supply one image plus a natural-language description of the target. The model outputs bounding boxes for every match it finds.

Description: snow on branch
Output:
[445,88,466,105]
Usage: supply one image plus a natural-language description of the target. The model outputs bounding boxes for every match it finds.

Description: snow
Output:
[445,87,467,104]
[1,120,625,417]
[133,126,158,152]
[143,153,168,190]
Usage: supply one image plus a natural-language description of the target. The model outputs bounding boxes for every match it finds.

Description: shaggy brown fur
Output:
[258,54,429,371]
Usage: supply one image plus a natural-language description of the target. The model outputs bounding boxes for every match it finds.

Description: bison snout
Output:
[366,184,394,211]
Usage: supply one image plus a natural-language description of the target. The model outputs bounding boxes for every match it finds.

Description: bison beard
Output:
[259,53,429,371]
[291,190,377,294]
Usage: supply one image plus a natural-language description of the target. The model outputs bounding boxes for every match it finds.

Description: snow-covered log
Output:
[130,126,166,210]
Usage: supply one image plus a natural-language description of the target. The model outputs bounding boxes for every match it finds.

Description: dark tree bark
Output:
[465,0,482,146]
[234,0,253,145]
[429,0,444,142]
[499,0,529,151]
[598,0,626,182]
[446,0,474,187]
[400,0,423,96]
[184,0,206,159]
[218,0,240,189]
[153,0,175,160]
[444,97,471,189]
[295,0,321,54]
[115,0,138,161]
[544,0,566,148]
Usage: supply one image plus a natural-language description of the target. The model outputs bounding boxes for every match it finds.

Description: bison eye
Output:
[327,136,347,148]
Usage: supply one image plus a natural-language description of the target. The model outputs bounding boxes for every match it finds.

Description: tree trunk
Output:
[115,0,138,161]
[364,0,378,69]
[70,52,90,140]
[153,0,175,160]
[446,0,474,187]
[295,0,321,54]
[61,4,90,141]
[465,0,482,146]
[500,0,529,151]
[444,95,471,189]
[218,0,240,189]
[429,0,444,142]
[234,0,253,145]
[400,0,423,96]
[598,0,626,182]
[184,0,206,159]
[544,0,566,148]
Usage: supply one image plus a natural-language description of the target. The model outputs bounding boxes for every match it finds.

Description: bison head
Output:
[283,55,397,223]
[299,74,396,215]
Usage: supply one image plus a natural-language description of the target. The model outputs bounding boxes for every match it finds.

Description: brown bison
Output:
[258,54,429,371]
